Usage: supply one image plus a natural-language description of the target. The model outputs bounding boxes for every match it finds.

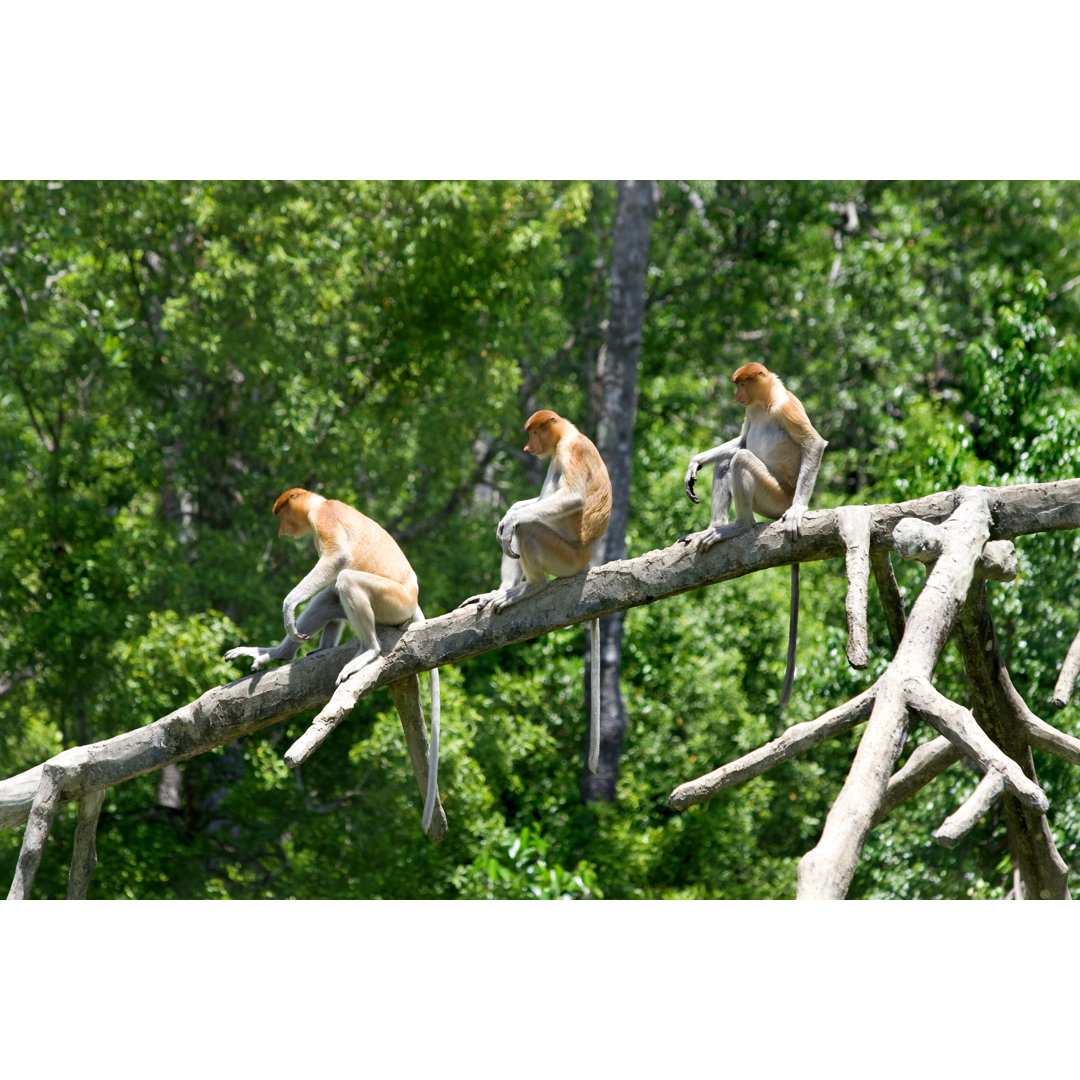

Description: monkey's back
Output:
[573,434,612,547]
[318,499,416,585]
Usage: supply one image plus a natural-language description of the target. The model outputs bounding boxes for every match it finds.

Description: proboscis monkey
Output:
[463,410,612,771]
[683,362,826,708]
[225,488,442,833]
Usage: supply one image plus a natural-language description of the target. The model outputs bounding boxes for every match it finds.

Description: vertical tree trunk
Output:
[583,180,658,802]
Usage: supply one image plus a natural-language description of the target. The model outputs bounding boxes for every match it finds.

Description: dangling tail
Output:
[780,564,799,709]
[588,617,601,772]
[421,666,441,833]
[413,606,442,835]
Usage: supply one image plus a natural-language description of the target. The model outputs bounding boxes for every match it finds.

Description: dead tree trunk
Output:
[4,480,1080,898]
[585,179,658,803]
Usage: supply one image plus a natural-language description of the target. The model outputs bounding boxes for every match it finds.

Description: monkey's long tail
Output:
[413,606,442,836]
[780,564,799,709]
[588,618,601,773]
[421,666,441,833]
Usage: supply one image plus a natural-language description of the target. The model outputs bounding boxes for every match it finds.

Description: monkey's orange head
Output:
[731,362,772,407]
[273,488,313,537]
[523,410,563,456]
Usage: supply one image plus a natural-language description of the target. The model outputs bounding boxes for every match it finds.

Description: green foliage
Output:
[3,180,1080,900]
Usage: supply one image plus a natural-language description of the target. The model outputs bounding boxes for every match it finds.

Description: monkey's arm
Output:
[782,425,827,538]
[496,488,585,557]
[283,553,350,641]
[685,434,743,503]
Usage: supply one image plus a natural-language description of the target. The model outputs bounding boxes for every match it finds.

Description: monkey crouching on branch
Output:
[683,362,827,708]
[225,488,443,834]
[463,410,612,771]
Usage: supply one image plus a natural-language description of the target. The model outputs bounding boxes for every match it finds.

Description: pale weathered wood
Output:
[797,489,994,899]
[906,678,1048,810]
[873,736,962,825]
[66,788,106,899]
[668,688,876,809]
[836,506,872,670]
[4,479,1080,899]
[1051,625,1080,709]
[932,770,1005,847]
[8,754,73,899]
[869,549,906,651]
[1023,712,1080,766]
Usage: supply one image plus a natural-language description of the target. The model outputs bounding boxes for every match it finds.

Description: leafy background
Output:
[2,180,1079,898]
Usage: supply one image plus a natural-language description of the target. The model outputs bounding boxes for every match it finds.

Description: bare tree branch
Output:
[874,736,962,824]
[1051,625,1080,709]
[668,688,876,809]
[67,789,106,900]
[837,506,872,669]
[4,479,1080,898]
[932,770,1005,847]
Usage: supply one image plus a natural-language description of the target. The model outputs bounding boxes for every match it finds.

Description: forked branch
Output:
[4,480,1080,898]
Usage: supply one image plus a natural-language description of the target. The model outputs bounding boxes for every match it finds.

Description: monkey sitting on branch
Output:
[225,488,442,833]
[463,410,612,771]
[684,363,827,708]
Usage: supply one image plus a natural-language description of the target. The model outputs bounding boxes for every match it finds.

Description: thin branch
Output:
[873,736,963,824]
[837,506,872,669]
[8,754,73,899]
[906,678,1048,811]
[1022,711,1080,767]
[932,770,1005,847]
[1051,625,1080,709]
[66,788,106,899]
[870,549,906,650]
[668,687,876,809]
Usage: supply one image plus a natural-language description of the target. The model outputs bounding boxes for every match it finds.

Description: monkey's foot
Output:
[699,523,747,550]
[491,582,539,615]
[336,646,380,685]
[224,645,281,673]
[457,589,499,610]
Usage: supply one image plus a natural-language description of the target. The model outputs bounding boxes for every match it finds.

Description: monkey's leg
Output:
[225,587,343,672]
[709,457,734,529]
[692,459,741,546]
[700,451,791,550]
[490,523,590,614]
[315,619,347,651]
[335,571,418,684]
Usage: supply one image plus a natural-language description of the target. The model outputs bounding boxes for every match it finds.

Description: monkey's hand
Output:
[283,602,311,643]
[684,460,701,504]
[496,513,521,559]
[782,503,807,540]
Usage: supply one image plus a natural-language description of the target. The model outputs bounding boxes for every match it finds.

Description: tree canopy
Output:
[3,180,1080,899]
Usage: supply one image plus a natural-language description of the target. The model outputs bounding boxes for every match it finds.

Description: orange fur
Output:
[274,487,416,593]
[522,411,612,553]
[685,364,827,709]
[232,486,442,833]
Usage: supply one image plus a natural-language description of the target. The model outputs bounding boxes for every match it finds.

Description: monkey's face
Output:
[731,362,769,407]
[275,493,311,538]
[277,512,304,538]
[734,377,754,407]
[524,421,554,457]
